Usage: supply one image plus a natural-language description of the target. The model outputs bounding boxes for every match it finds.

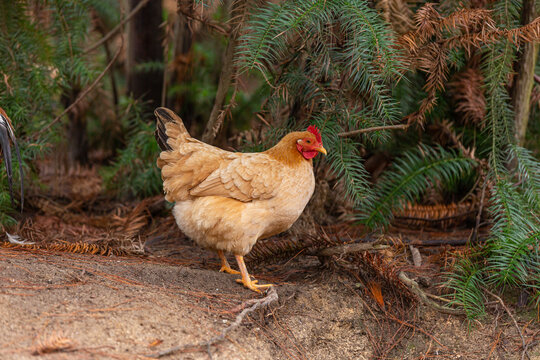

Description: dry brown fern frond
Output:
[449,67,486,127]
[32,332,74,355]
[393,202,477,230]
[111,200,151,240]
[399,4,540,126]
[377,0,415,35]
[1,239,127,256]
[402,6,494,53]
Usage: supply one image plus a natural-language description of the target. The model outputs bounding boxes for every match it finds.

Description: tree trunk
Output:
[126,0,164,109]
[61,87,88,165]
[511,0,539,145]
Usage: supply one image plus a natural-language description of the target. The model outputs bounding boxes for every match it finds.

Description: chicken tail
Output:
[154,107,190,151]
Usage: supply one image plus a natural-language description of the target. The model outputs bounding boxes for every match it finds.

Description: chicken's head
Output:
[296,125,327,160]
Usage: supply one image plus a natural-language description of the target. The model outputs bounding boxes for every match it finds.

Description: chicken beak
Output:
[315,146,327,155]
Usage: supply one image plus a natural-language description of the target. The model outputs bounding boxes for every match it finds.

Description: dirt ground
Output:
[0,235,538,360]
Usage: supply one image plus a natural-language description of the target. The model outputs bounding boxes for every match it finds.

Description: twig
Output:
[398,272,465,315]
[84,0,150,54]
[337,124,410,138]
[314,242,389,257]
[177,6,229,36]
[150,287,278,358]
[484,287,528,360]
[470,174,488,244]
[34,38,123,139]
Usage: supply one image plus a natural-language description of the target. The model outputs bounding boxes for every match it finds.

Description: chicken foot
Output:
[235,255,274,293]
[217,250,240,275]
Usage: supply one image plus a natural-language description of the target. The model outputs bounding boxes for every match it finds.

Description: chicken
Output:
[0,107,23,211]
[154,107,326,292]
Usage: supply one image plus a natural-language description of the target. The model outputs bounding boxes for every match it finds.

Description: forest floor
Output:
[0,218,539,360]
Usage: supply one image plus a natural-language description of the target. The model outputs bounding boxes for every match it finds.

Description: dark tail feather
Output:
[0,118,14,208]
[154,108,173,151]
[154,107,189,152]
[12,137,23,212]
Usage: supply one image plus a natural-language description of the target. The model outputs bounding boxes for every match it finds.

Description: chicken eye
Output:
[306,140,311,144]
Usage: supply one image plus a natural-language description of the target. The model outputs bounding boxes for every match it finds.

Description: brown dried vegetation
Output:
[399,4,540,125]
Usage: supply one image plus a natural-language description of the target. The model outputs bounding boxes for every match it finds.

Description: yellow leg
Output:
[234,255,274,293]
[218,250,240,275]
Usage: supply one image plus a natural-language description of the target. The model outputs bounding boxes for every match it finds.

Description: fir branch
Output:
[361,145,476,229]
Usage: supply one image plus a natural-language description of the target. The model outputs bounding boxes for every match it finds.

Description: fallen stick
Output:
[398,272,465,315]
[314,242,389,257]
[150,286,278,359]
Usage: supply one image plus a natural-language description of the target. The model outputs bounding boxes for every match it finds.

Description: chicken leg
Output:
[217,250,240,275]
[235,255,273,293]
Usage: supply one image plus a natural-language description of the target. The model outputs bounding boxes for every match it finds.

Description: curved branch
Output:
[84,0,150,54]
[338,124,409,138]
[35,40,123,139]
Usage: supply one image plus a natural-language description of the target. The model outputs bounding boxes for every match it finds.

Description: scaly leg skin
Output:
[234,255,274,293]
[217,250,240,275]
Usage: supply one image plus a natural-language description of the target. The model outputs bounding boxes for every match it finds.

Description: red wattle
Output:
[302,151,318,159]
[297,143,318,159]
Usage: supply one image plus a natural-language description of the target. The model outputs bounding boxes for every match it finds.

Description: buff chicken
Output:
[154,107,326,292]
[0,107,23,211]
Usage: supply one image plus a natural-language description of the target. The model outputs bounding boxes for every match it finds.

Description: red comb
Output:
[307,125,322,143]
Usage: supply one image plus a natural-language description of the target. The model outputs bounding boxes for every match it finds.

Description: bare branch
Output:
[35,39,123,139]
[315,242,389,257]
[177,5,229,36]
[337,124,409,138]
[398,272,465,315]
[84,0,150,54]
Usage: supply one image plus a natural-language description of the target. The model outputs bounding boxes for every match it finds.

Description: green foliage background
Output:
[0,0,538,318]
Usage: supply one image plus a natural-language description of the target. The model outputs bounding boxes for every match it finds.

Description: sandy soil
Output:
[0,242,538,360]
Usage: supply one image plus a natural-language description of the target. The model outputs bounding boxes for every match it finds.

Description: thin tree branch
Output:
[398,272,466,315]
[177,6,230,36]
[338,124,410,138]
[84,0,150,54]
[470,174,488,244]
[35,39,123,139]
[150,286,278,358]
[314,242,389,257]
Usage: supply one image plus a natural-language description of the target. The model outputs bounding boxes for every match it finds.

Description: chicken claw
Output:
[235,278,273,293]
[217,250,241,274]
[234,255,274,293]
[220,266,241,275]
